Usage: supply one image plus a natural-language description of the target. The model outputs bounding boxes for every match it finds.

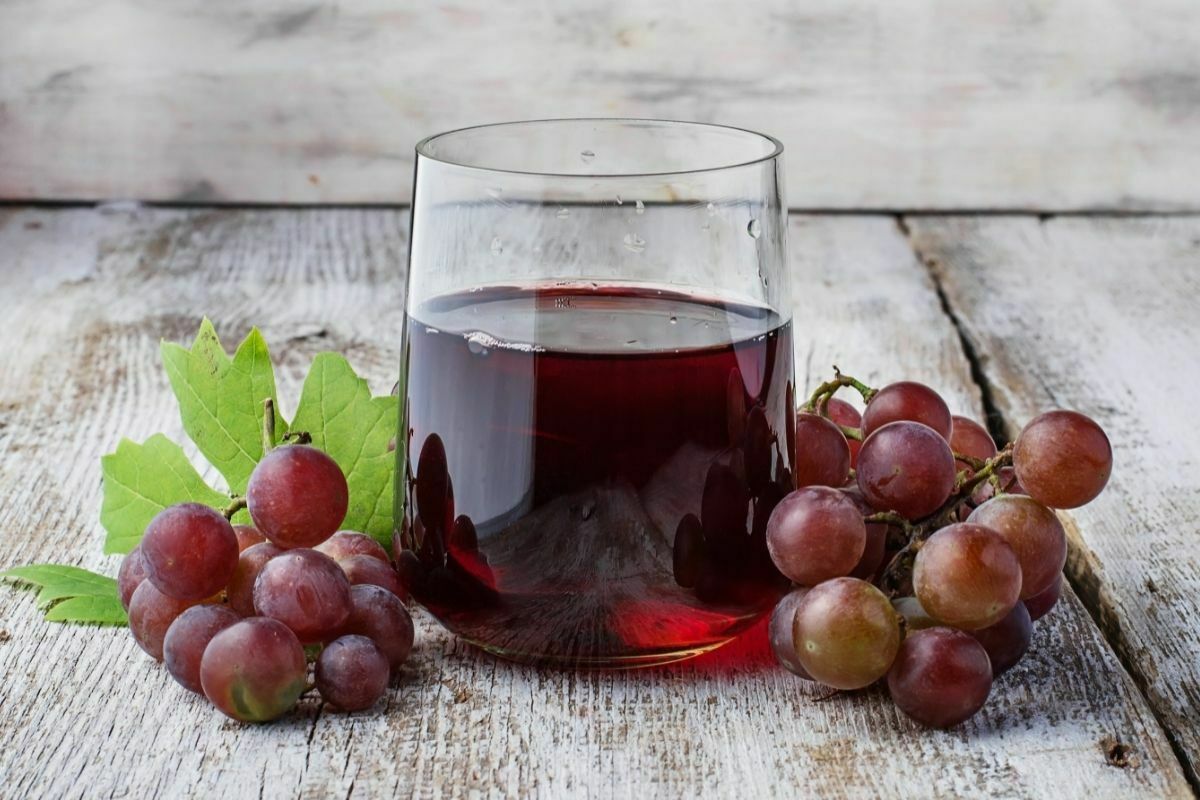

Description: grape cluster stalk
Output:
[120,400,414,723]
[769,369,1112,728]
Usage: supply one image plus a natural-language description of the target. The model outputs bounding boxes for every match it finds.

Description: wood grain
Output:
[3,1,1200,209]
[0,208,1191,798]
[906,214,1200,785]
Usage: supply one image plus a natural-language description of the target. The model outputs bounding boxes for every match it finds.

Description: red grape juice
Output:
[396,285,794,666]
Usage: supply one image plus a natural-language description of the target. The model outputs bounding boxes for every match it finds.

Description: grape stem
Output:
[802,367,877,414]
[877,443,1015,596]
[223,496,248,521]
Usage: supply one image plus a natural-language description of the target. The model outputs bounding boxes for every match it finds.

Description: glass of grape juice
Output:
[398,119,794,667]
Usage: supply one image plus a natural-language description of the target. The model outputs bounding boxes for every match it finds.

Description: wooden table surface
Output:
[0,206,1196,799]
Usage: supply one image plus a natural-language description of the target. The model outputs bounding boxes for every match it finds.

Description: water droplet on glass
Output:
[747,218,762,239]
[706,202,716,216]
[669,315,678,325]
[556,206,570,219]
[490,237,503,255]
[580,150,595,163]
[615,195,624,205]
[623,233,646,253]
[635,200,645,214]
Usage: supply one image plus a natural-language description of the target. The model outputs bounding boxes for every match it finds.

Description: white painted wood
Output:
[0,208,1190,797]
[906,214,1200,785]
[3,1,1200,209]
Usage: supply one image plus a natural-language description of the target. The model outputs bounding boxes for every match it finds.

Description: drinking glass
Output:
[398,119,793,667]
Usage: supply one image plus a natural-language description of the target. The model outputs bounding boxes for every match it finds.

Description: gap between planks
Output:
[896,212,1200,795]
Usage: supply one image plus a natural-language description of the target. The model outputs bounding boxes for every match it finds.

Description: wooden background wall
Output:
[2,0,1199,210]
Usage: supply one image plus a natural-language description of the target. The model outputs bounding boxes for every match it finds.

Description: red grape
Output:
[849,520,888,581]
[887,628,992,728]
[316,531,390,564]
[200,618,307,723]
[793,413,851,488]
[744,405,774,494]
[793,577,901,689]
[234,525,266,553]
[862,381,952,441]
[913,523,1022,630]
[342,584,415,674]
[967,495,1066,599]
[128,580,198,660]
[226,542,283,617]
[766,488,866,586]
[949,415,997,472]
[824,397,862,467]
[339,554,408,601]
[836,486,888,579]
[892,596,938,631]
[1013,410,1112,509]
[118,545,151,611]
[416,434,451,535]
[769,588,813,679]
[253,549,352,643]
[448,516,479,555]
[316,635,390,712]
[247,445,349,548]
[857,422,957,520]
[969,601,1032,675]
[163,604,240,693]
[141,503,238,601]
[1024,578,1062,622]
[672,513,705,589]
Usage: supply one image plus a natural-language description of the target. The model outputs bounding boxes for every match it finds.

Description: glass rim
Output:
[414,117,784,180]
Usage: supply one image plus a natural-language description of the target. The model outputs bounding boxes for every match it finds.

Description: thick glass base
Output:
[464,636,734,670]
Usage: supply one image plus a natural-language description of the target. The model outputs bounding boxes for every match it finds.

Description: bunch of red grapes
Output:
[116,445,414,722]
[768,375,1113,728]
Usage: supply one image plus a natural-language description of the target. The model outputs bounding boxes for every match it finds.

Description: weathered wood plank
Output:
[0,208,1191,798]
[4,2,1200,210]
[906,214,1200,785]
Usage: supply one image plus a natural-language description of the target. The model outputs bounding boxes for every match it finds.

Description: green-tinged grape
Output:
[888,627,992,728]
[862,381,952,441]
[970,602,1032,675]
[200,618,307,723]
[1024,578,1062,622]
[793,577,901,689]
[968,495,1066,599]
[768,588,813,679]
[316,635,390,712]
[253,549,352,643]
[163,604,241,694]
[142,503,239,601]
[247,445,349,548]
[892,596,939,631]
[913,523,1021,630]
[1013,410,1112,509]
[315,531,390,564]
[857,422,957,520]
[793,413,851,488]
[766,488,866,586]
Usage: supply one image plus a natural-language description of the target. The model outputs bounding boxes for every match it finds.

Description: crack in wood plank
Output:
[902,214,1200,794]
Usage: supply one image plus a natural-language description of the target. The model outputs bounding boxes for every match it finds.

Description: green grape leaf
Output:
[290,353,397,547]
[160,319,285,495]
[1,565,127,626]
[100,434,231,554]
